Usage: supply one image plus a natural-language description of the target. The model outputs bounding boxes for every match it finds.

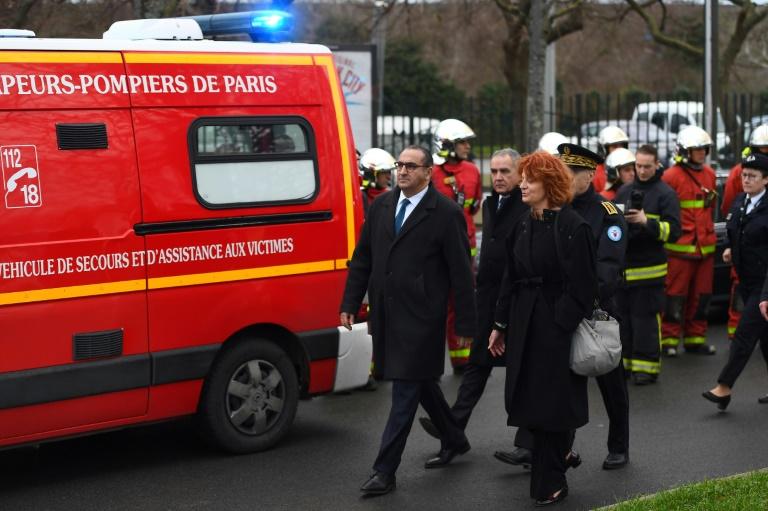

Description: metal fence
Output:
[377,92,768,174]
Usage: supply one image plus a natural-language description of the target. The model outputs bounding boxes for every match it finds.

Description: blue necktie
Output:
[394,198,410,235]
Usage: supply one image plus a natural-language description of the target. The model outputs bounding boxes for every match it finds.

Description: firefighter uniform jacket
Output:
[432,160,482,256]
[571,184,627,311]
[614,173,681,286]
[662,164,717,259]
[726,192,768,289]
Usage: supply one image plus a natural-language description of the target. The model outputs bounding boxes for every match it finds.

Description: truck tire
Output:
[198,337,299,454]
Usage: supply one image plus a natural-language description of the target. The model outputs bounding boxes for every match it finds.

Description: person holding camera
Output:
[615,145,681,385]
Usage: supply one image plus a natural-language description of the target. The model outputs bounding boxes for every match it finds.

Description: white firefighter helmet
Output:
[538,132,568,155]
[359,147,396,175]
[433,118,475,164]
[598,126,629,155]
[675,125,712,165]
[750,124,768,148]
[605,147,636,189]
[605,147,636,171]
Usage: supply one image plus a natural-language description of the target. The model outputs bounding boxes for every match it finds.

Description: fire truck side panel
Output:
[0,104,149,439]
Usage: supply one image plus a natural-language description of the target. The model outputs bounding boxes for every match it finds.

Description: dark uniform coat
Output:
[495,207,597,431]
[470,188,528,367]
[340,184,476,380]
[727,192,768,290]
[571,185,627,314]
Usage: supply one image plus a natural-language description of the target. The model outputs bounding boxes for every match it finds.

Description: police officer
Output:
[496,143,630,470]
[615,145,681,385]
[432,119,483,372]
[418,148,527,439]
[703,153,768,411]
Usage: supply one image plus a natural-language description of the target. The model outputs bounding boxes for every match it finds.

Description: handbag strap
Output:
[554,209,600,312]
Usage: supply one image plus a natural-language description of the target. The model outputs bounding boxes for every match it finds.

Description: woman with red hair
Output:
[489,151,597,506]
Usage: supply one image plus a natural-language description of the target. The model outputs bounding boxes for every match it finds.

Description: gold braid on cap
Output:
[558,145,597,170]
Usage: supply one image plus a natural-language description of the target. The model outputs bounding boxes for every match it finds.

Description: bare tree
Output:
[493,0,585,150]
[624,0,768,93]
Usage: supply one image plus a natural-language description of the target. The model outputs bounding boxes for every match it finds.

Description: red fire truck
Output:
[0,15,371,453]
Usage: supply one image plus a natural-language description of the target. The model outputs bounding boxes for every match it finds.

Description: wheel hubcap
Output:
[226,359,285,435]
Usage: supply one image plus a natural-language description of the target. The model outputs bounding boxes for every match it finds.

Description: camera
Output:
[627,189,644,212]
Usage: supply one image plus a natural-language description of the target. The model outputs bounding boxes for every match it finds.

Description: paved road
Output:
[1,322,767,511]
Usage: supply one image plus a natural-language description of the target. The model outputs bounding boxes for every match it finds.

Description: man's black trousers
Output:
[373,378,466,475]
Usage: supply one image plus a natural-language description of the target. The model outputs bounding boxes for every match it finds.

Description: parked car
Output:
[377,115,440,156]
[630,101,730,157]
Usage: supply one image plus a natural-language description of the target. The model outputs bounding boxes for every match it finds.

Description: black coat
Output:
[340,184,477,380]
[495,207,597,431]
[726,192,768,290]
[471,188,528,367]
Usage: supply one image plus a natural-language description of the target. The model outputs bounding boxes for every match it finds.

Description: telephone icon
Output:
[6,167,37,192]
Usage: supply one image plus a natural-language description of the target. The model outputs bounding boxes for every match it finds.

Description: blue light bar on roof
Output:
[187,10,294,42]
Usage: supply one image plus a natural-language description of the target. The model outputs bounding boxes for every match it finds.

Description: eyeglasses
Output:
[395,161,427,172]
[742,172,763,181]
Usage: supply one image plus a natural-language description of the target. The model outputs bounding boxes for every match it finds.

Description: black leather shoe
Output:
[418,417,441,440]
[633,372,657,386]
[602,452,629,470]
[360,472,395,496]
[535,486,568,507]
[493,447,532,467]
[759,394,768,404]
[424,441,470,468]
[565,450,581,469]
[702,390,731,411]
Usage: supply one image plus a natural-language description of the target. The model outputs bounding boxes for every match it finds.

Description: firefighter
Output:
[603,147,637,202]
[594,126,630,198]
[431,118,483,372]
[721,125,768,340]
[615,145,681,385]
[497,143,630,470]
[660,126,718,356]
[538,131,568,155]
[358,147,396,215]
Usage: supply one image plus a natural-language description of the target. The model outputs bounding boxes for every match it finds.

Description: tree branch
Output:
[624,0,703,59]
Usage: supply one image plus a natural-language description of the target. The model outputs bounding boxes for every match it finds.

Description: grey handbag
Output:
[569,307,622,377]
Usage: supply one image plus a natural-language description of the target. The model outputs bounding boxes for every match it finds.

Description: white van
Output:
[630,101,729,153]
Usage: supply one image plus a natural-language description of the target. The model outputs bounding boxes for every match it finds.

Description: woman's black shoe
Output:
[535,486,568,506]
[758,394,768,404]
[702,391,731,411]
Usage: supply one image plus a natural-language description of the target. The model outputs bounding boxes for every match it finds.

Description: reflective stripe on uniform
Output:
[658,221,671,242]
[463,198,475,208]
[449,348,471,359]
[646,213,660,220]
[661,337,678,347]
[631,359,660,374]
[684,336,706,346]
[624,263,668,281]
[470,247,478,257]
[664,242,697,253]
[700,244,716,255]
[728,325,737,335]
[680,199,705,208]
[623,358,633,371]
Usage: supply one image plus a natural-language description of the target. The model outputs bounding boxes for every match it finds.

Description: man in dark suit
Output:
[340,145,477,497]
[418,148,527,437]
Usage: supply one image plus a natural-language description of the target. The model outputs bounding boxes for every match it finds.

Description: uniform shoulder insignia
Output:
[601,201,619,216]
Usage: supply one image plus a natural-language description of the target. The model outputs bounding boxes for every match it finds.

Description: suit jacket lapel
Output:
[382,188,399,242]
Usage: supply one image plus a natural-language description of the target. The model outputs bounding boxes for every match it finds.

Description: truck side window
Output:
[190,118,317,208]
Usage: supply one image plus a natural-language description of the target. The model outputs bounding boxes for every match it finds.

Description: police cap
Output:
[743,152,768,176]
[557,143,604,171]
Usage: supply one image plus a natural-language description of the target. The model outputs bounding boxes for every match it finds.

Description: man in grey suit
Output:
[340,145,476,496]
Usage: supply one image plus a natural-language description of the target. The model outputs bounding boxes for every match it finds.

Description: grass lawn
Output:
[604,470,768,510]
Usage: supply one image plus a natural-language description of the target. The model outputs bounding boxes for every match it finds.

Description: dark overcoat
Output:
[495,206,597,431]
[340,184,477,380]
[470,188,528,367]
